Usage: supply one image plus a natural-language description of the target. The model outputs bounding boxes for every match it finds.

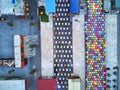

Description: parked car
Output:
[0,17,6,21]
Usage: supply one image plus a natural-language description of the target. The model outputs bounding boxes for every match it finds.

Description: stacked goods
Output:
[85,0,106,89]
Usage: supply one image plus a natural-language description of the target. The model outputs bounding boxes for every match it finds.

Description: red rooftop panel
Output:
[37,78,56,90]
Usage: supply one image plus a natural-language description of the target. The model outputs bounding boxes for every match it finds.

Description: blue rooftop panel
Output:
[70,0,80,14]
[12,0,15,4]
[45,0,56,14]
[115,0,120,8]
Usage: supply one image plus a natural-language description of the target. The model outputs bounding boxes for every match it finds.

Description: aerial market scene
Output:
[0,0,120,90]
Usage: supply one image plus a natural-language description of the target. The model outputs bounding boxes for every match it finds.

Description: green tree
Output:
[29,69,36,75]
[8,69,15,74]
[29,22,35,26]
[7,22,14,27]
[29,44,37,48]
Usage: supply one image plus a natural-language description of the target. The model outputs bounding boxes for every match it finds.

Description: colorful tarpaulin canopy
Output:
[85,0,106,89]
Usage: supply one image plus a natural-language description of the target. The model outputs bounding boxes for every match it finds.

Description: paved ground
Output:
[0,0,41,90]
[118,14,120,90]
[105,15,118,90]
[73,15,85,90]
[0,15,39,58]
[0,0,39,58]
[41,16,54,76]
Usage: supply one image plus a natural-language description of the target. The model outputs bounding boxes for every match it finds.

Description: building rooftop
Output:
[0,0,24,16]
[115,0,120,8]
[70,0,80,14]
[37,78,56,90]
[45,0,55,14]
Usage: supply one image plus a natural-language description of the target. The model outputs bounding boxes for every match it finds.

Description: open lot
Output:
[0,15,39,58]
[0,0,41,90]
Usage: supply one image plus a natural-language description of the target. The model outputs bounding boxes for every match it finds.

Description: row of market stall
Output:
[14,35,25,67]
[53,0,73,90]
[85,0,106,89]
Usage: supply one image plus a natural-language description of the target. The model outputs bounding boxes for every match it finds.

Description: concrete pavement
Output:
[0,0,41,90]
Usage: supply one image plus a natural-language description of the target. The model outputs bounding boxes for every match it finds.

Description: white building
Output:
[68,78,81,90]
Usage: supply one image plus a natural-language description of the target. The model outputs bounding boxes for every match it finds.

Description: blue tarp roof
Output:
[70,0,80,14]
[12,0,15,4]
[115,0,120,8]
[45,0,55,14]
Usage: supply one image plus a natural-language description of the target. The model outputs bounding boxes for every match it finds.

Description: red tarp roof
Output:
[37,78,56,90]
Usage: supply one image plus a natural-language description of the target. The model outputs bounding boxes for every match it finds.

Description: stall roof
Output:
[115,0,120,8]
[14,35,21,46]
[70,0,80,14]
[45,0,55,14]
[14,35,21,67]
[37,78,56,90]
[14,47,21,67]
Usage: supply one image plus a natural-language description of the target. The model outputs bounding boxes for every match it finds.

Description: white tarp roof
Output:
[0,80,25,90]
[14,35,21,67]
[14,35,21,46]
